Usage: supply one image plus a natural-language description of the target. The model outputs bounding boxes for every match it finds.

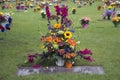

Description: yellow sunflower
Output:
[53,23,61,28]
[64,31,72,39]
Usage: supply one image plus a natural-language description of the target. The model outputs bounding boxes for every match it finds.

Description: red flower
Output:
[58,49,65,55]
[54,37,61,43]
[78,48,94,62]
[41,36,46,42]
[32,64,40,69]
[0,25,3,29]
[84,56,93,62]
[45,6,51,20]
[67,38,76,47]
[54,5,61,16]
[79,48,92,55]
[27,54,34,62]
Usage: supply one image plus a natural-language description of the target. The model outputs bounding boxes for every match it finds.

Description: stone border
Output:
[17,66,105,76]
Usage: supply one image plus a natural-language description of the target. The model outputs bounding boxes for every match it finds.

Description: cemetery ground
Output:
[0,1,120,80]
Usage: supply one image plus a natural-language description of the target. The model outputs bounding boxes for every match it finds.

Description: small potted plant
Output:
[80,17,91,29]
[40,10,46,18]
[72,8,76,14]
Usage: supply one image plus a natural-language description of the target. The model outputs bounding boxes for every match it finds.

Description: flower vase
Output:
[41,13,46,18]
[72,11,76,14]
[65,62,72,68]
[55,57,65,67]
[114,22,120,27]
[82,24,88,29]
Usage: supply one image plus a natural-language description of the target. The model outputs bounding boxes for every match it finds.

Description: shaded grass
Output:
[0,1,120,80]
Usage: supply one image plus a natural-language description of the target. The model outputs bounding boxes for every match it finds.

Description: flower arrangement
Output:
[23,4,93,68]
[80,17,91,29]
[41,5,93,67]
[112,17,120,27]
[0,12,12,32]
[72,8,76,14]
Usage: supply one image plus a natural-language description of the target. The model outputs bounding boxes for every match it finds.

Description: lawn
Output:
[0,1,120,80]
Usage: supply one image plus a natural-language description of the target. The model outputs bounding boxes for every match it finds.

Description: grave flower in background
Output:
[80,17,91,29]
[40,10,46,18]
[0,12,12,32]
[72,8,76,14]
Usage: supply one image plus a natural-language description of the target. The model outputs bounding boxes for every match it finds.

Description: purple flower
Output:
[77,48,94,62]
[65,48,71,52]
[34,53,41,58]
[2,5,5,10]
[105,10,113,15]
[69,30,75,33]
[32,64,40,69]
[60,6,68,18]
[79,48,92,55]
[84,56,93,62]
[43,52,47,57]
[48,24,52,30]
[54,5,61,16]
[0,16,6,23]
[28,54,34,62]
[45,6,51,20]
[58,42,66,47]
[16,5,20,10]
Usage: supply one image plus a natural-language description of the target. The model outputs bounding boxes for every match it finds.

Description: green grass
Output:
[0,1,120,80]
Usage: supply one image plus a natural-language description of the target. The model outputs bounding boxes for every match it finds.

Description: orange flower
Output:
[64,53,76,59]
[71,53,76,57]
[41,36,46,42]
[64,53,71,59]
[67,38,76,46]
[47,36,53,42]
[54,37,61,43]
